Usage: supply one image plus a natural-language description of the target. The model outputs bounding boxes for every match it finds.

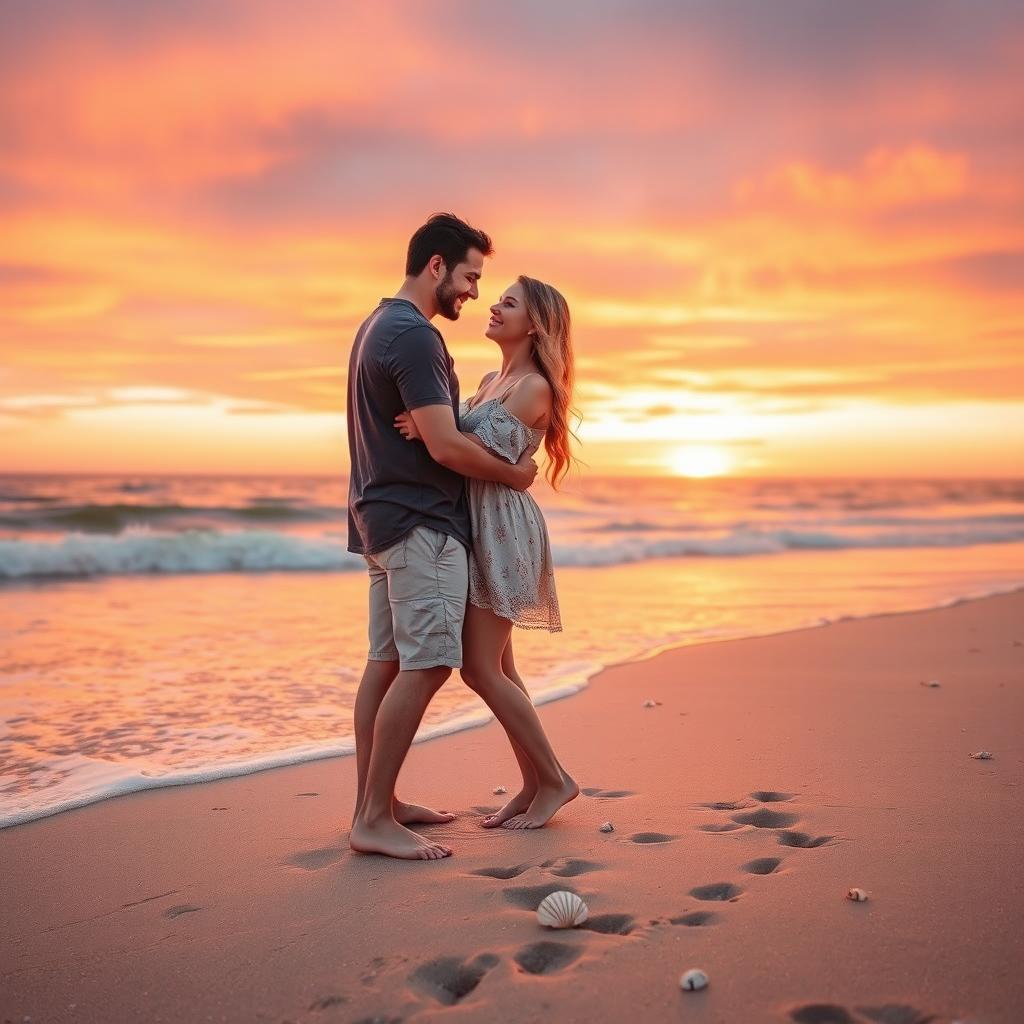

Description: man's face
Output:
[435,247,485,321]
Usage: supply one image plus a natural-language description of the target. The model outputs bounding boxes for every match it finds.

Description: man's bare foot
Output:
[350,817,452,860]
[481,788,535,828]
[393,799,456,825]
[501,776,579,830]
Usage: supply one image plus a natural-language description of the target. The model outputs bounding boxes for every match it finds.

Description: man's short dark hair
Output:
[406,213,494,277]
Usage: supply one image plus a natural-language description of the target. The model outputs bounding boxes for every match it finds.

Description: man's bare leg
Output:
[350,666,454,860]
[352,659,454,830]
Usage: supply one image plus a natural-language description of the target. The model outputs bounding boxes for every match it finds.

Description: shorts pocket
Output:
[377,535,408,570]
[407,597,449,637]
[431,530,451,561]
[405,597,454,665]
[409,526,450,563]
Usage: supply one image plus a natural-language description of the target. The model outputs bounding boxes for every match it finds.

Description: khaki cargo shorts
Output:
[364,526,468,671]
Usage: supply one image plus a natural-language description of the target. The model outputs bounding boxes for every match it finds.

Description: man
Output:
[346,213,537,860]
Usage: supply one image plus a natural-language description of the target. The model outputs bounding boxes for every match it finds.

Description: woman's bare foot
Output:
[350,817,452,860]
[481,788,536,829]
[394,799,456,825]
[501,776,579,830]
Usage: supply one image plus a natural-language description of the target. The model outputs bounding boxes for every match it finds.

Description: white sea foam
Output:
[0,671,595,829]
[0,528,364,579]
[4,519,1024,580]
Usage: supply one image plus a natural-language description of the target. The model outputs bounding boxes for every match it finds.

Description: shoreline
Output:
[3,580,1022,831]
[3,590,1022,1021]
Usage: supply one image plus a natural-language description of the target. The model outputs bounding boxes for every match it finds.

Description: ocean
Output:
[2,473,1023,828]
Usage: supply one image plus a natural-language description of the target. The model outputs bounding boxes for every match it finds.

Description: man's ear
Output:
[429,255,445,280]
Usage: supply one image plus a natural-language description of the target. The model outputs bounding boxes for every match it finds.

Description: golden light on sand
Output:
[668,446,733,478]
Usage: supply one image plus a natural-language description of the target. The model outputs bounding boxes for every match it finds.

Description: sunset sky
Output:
[1,1,1022,478]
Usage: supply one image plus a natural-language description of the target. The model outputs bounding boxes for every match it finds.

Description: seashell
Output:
[969,750,993,760]
[642,699,659,708]
[536,890,588,929]
[492,785,508,794]
[846,887,869,901]
[920,679,941,687]
[598,821,615,833]
[679,968,709,991]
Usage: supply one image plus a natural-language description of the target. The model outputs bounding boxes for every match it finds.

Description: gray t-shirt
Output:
[346,298,470,555]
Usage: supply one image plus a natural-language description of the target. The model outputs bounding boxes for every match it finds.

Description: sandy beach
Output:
[2,590,1022,1023]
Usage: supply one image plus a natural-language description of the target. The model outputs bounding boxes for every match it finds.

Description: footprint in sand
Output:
[581,788,636,799]
[308,994,347,1011]
[731,808,801,829]
[697,822,745,833]
[542,857,603,877]
[503,883,581,909]
[700,798,756,811]
[470,864,532,880]
[777,830,833,849]
[689,882,743,902]
[163,904,202,919]
[473,858,602,882]
[742,856,783,875]
[669,910,718,927]
[789,1004,937,1024]
[514,941,582,975]
[750,790,795,802]
[580,913,634,935]
[408,953,499,1006]
[627,832,678,844]
[283,847,346,870]
[790,1006,858,1024]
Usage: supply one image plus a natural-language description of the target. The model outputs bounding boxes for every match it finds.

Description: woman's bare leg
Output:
[478,639,541,827]
[462,604,577,830]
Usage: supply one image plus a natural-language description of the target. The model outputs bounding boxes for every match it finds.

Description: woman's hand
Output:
[394,410,421,441]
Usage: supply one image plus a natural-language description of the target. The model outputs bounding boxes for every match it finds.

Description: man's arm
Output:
[409,404,537,491]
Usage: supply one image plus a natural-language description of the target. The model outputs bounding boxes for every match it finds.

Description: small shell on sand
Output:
[969,750,993,760]
[492,785,508,794]
[536,890,589,929]
[846,887,869,901]
[679,968,709,991]
[920,679,941,687]
[598,821,615,833]
[642,699,660,708]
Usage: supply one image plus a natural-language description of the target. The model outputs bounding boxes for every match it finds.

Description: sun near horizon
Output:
[668,446,735,479]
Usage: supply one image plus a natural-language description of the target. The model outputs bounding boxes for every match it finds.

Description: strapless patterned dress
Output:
[459,396,562,632]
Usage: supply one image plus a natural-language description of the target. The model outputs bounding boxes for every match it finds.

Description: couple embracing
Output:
[346,213,578,861]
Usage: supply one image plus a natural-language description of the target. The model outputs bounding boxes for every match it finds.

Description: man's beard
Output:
[435,270,462,320]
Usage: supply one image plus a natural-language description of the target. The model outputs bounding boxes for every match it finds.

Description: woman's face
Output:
[484,281,533,344]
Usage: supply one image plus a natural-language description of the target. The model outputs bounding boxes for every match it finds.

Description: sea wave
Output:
[0,529,362,579]
[3,519,1024,580]
[0,501,339,533]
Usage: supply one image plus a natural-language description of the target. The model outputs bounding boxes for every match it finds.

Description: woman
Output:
[395,275,578,829]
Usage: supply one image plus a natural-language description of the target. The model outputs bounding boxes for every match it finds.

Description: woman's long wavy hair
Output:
[518,275,579,488]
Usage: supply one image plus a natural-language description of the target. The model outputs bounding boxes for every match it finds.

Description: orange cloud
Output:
[735,145,969,210]
[1,3,1022,476]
